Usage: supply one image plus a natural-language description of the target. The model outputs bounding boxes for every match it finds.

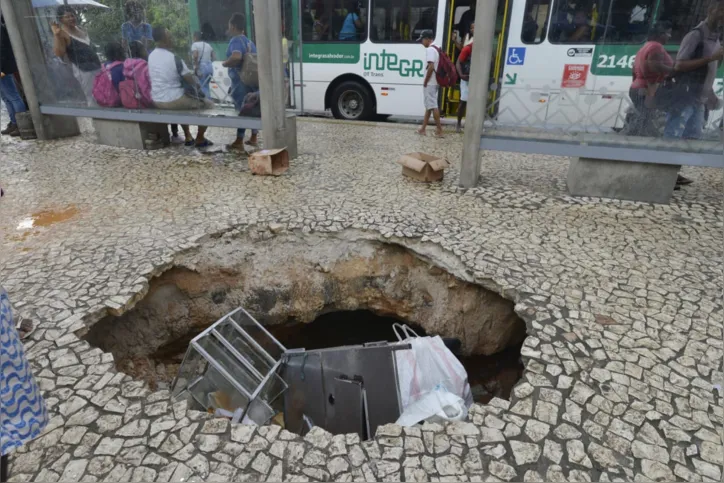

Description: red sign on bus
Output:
[562,64,589,88]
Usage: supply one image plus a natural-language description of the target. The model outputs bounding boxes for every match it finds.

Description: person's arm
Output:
[183,72,201,88]
[424,62,434,87]
[675,48,723,72]
[675,31,724,72]
[51,23,69,58]
[192,49,200,69]
[222,51,242,68]
[353,13,362,28]
[646,51,673,75]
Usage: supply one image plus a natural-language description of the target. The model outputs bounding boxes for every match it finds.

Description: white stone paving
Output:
[0,118,722,481]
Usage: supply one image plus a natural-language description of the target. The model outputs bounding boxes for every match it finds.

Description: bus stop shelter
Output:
[0,0,297,157]
[461,0,724,204]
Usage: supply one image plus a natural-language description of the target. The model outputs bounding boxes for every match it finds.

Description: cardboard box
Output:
[397,152,450,182]
[249,148,289,176]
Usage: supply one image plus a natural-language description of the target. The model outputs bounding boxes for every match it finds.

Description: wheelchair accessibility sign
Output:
[506,47,526,65]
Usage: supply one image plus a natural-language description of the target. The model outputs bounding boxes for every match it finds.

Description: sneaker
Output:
[676,175,693,186]
[170,134,185,145]
[1,123,17,135]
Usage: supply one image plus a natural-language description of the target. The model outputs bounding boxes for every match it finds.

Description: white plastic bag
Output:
[396,388,468,426]
[393,324,473,413]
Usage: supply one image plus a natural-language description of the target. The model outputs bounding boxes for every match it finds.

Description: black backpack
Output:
[656,28,709,109]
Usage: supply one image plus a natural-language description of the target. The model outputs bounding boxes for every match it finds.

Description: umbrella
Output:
[31,0,109,8]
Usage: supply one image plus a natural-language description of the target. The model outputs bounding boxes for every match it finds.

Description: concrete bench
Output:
[39,105,297,158]
[480,127,723,204]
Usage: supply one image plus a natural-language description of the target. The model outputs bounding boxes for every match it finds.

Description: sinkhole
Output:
[83,230,528,407]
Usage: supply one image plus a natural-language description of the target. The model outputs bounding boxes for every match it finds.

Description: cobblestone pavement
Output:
[0,118,722,482]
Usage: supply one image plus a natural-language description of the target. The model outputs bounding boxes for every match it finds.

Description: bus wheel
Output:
[331,81,374,121]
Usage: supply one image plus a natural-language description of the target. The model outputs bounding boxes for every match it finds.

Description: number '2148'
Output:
[597,54,636,69]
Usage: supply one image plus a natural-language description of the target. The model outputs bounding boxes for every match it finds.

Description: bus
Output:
[190,0,722,131]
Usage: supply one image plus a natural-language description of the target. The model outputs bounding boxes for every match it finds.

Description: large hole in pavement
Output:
[84,231,527,404]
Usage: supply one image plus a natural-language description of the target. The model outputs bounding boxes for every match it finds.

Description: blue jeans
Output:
[0,75,27,125]
[198,61,213,99]
[231,80,259,140]
[664,102,705,140]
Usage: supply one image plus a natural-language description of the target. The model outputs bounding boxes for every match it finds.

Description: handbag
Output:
[175,55,206,101]
[194,42,206,77]
[655,28,707,111]
[239,36,259,88]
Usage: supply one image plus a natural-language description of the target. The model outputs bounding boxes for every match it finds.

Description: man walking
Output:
[418,30,443,137]
[665,0,724,186]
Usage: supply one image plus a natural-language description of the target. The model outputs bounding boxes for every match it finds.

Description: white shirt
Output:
[425,45,440,86]
[148,47,191,103]
[191,41,213,64]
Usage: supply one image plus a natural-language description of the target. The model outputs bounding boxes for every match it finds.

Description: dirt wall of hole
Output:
[85,230,527,384]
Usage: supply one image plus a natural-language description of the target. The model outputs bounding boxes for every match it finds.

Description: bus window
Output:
[654,0,710,43]
[306,0,368,42]
[549,0,657,44]
[197,0,246,42]
[370,0,438,43]
[521,0,551,44]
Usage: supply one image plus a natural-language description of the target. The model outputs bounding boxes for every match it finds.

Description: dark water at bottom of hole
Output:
[267,310,524,405]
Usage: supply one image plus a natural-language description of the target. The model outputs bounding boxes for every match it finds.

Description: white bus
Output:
[193,0,723,129]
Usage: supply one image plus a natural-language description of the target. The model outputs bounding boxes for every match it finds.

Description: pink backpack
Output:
[92,61,123,107]
[120,58,153,109]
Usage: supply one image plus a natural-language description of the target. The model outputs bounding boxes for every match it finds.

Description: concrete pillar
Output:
[252,0,298,158]
[459,0,499,189]
[0,0,80,140]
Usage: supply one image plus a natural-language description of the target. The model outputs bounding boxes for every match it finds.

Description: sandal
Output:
[195,139,214,148]
[184,139,196,147]
[16,316,35,340]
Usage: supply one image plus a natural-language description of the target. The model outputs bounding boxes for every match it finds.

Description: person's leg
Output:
[0,77,17,129]
[1,453,8,483]
[229,82,249,149]
[432,108,443,136]
[0,75,26,129]
[181,125,193,141]
[456,101,466,132]
[195,126,209,145]
[418,109,431,134]
[664,103,694,139]
[248,129,258,145]
[682,103,705,140]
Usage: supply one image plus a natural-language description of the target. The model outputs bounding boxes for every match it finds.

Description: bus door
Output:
[441,0,472,117]
[441,0,513,118]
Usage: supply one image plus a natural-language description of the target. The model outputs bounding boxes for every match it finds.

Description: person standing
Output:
[455,5,475,49]
[664,0,724,186]
[417,30,443,137]
[339,0,363,41]
[222,12,259,149]
[1,286,49,483]
[455,25,473,133]
[191,32,215,99]
[624,22,673,137]
[51,5,101,106]
[121,0,153,54]
[0,16,27,137]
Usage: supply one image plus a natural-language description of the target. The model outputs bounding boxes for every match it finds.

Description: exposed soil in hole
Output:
[85,231,527,398]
